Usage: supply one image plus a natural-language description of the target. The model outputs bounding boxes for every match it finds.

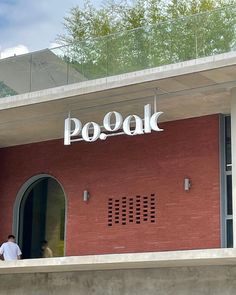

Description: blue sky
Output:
[0,0,103,57]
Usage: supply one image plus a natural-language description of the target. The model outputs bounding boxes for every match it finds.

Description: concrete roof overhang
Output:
[0,51,236,148]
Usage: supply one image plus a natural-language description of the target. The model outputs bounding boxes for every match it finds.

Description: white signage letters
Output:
[64,104,163,145]
[103,111,123,132]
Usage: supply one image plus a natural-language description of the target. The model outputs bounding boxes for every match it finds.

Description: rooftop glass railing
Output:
[0,4,236,98]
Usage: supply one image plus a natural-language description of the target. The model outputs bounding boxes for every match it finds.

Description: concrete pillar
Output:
[231,88,236,247]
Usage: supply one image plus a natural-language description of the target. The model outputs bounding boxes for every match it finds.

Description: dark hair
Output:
[8,234,15,239]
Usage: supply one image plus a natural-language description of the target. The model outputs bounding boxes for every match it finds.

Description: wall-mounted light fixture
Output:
[83,190,90,202]
[184,178,191,191]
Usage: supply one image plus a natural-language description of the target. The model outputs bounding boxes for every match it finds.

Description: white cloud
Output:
[0,44,29,59]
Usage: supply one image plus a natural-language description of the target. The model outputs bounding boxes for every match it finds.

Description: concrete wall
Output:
[0,114,220,255]
[0,265,235,295]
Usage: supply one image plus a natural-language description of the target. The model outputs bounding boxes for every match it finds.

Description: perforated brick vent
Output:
[107,194,156,226]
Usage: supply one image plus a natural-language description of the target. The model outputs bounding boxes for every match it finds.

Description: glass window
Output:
[227,219,233,248]
[224,116,232,248]
[225,116,232,171]
[227,175,232,215]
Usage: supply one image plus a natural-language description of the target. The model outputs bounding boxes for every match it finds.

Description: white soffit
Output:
[0,51,236,147]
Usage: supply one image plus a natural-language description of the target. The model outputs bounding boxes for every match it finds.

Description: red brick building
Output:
[0,7,236,294]
[0,114,222,257]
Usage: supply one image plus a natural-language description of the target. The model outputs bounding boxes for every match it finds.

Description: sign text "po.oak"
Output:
[64,104,163,145]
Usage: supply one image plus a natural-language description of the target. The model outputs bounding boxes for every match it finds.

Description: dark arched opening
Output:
[18,176,65,259]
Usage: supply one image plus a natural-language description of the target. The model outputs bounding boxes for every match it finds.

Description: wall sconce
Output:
[83,190,90,202]
[184,178,191,191]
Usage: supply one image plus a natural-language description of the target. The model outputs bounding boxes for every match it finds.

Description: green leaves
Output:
[57,0,236,80]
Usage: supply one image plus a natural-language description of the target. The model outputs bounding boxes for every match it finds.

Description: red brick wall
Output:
[0,114,221,255]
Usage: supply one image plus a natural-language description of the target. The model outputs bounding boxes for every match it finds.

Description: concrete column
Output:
[231,88,236,247]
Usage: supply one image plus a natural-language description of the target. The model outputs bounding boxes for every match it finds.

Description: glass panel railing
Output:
[81,37,108,80]
[0,4,236,98]
[196,6,236,58]
[107,28,151,76]
[67,42,87,84]
[31,47,69,91]
[0,53,31,96]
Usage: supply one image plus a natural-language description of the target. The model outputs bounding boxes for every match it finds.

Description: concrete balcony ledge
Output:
[1,248,236,274]
[1,50,236,111]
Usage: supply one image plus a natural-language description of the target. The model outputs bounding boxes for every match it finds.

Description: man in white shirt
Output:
[0,235,22,261]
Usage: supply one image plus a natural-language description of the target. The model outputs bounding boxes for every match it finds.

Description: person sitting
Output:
[41,240,53,258]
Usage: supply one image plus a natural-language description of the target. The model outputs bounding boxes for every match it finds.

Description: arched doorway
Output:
[15,175,66,259]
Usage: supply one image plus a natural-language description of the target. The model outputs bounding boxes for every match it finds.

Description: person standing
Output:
[0,235,22,261]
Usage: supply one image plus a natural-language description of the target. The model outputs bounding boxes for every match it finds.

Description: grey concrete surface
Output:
[0,51,236,147]
[1,248,236,274]
[0,265,236,295]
